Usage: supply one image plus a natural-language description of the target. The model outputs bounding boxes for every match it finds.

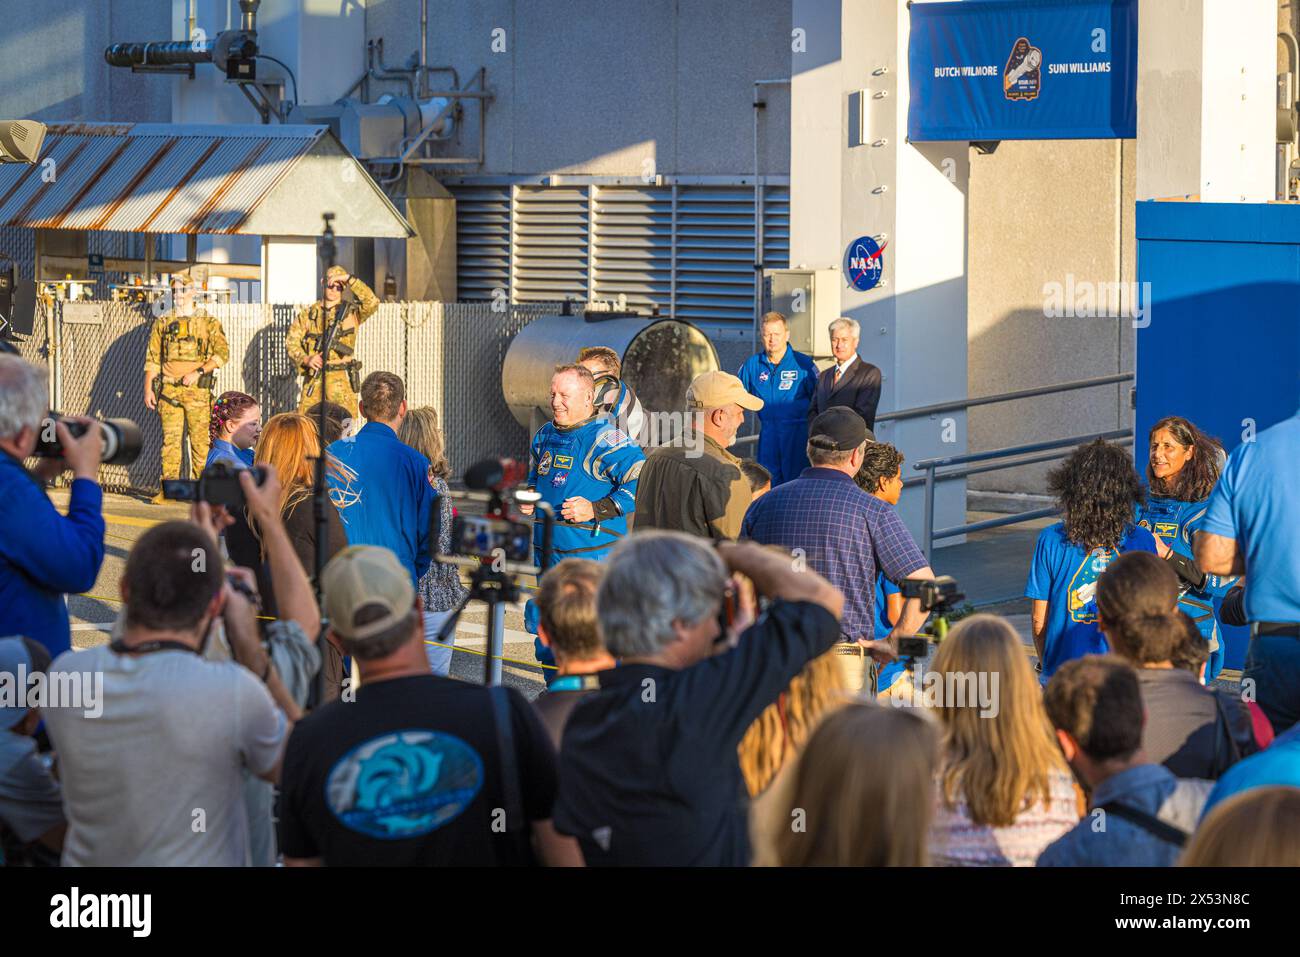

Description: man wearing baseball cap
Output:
[0,636,65,860]
[634,370,764,541]
[741,407,937,693]
[277,545,578,866]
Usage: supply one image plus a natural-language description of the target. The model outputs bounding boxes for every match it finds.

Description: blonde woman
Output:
[248,413,350,696]
[757,702,939,867]
[398,406,469,676]
[928,614,1081,866]
[1181,787,1300,866]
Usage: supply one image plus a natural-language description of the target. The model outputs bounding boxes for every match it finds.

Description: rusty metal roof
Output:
[0,122,410,237]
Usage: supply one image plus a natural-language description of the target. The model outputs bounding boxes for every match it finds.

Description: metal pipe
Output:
[239,0,261,33]
[922,465,935,561]
[933,506,1059,541]
[105,41,212,67]
[420,0,429,97]
[752,78,789,337]
[913,427,1133,471]
[877,372,1134,423]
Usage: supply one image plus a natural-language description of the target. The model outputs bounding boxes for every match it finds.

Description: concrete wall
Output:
[966,139,1136,497]
[363,0,792,176]
[0,0,172,122]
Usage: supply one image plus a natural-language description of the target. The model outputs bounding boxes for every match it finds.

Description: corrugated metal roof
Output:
[0,122,329,234]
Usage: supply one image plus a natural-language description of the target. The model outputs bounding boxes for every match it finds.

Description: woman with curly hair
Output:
[1135,416,1239,681]
[206,390,260,470]
[1025,439,1158,682]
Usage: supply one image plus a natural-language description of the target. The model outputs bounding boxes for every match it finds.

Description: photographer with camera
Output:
[0,354,106,659]
[42,467,317,866]
[552,532,844,866]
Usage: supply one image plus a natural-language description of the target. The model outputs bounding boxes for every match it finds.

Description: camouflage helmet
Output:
[325,265,349,284]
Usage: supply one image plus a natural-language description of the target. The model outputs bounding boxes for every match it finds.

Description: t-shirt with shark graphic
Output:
[1025,521,1159,681]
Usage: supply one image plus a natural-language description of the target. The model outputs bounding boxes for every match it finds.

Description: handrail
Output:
[917,427,1134,559]
[877,372,1133,423]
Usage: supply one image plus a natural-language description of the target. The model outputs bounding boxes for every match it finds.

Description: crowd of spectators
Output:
[1,331,1299,870]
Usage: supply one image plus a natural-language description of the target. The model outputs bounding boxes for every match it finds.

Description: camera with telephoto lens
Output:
[161,462,267,508]
[32,414,143,467]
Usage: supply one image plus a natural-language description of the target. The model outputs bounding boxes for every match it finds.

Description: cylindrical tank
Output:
[502,313,720,431]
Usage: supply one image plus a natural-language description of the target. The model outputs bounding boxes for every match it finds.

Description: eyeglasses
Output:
[326,282,346,291]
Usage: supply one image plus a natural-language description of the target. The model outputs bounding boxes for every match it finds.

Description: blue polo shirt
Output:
[327,422,434,587]
[1201,410,1300,623]
[1025,522,1159,680]
[741,468,928,642]
[1201,723,1300,817]
[0,452,105,658]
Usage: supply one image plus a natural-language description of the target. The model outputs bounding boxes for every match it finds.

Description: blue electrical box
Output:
[1136,201,1300,671]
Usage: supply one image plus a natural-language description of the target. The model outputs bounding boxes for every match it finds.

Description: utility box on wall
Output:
[1136,199,1300,671]
[763,268,841,358]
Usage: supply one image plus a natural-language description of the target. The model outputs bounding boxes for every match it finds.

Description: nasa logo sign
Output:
[845,236,887,292]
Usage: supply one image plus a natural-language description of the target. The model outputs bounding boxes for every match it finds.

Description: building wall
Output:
[0,0,172,123]
[363,0,792,177]
[966,139,1136,495]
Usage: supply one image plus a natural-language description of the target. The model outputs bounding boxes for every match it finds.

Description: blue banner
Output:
[908,0,1137,141]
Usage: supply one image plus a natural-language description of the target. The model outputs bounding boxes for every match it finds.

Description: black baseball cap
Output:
[809,407,874,451]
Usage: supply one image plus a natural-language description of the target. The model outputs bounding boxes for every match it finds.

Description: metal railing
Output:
[728,370,1135,557]
[914,427,1134,559]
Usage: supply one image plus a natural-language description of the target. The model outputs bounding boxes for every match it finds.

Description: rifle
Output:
[302,298,353,402]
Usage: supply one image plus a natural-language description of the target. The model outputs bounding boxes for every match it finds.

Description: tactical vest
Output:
[161,315,212,364]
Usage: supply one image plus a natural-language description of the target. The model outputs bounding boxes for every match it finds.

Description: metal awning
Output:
[0,122,414,238]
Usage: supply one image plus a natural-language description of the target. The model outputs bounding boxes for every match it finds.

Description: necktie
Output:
[833,365,843,386]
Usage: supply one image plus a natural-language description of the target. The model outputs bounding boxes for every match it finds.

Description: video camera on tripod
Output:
[430,457,556,684]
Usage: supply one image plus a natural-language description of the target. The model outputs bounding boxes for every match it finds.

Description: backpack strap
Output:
[1097,801,1189,847]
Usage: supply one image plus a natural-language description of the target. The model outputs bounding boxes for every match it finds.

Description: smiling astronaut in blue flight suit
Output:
[521,363,645,675]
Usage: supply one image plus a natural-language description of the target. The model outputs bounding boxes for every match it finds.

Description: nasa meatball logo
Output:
[845,236,887,292]
[1003,37,1043,101]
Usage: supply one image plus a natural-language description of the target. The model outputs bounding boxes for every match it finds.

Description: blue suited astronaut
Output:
[737,314,819,486]
[523,366,645,676]
[1136,495,1239,682]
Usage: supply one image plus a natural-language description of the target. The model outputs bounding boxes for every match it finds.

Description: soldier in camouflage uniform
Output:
[285,266,380,422]
[143,275,229,500]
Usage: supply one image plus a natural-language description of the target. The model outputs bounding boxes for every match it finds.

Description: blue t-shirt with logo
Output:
[1025,521,1159,680]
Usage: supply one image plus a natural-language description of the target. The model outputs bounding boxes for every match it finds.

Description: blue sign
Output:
[845,235,886,292]
[908,0,1138,141]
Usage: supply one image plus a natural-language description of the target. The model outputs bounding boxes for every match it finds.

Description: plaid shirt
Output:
[741,468,927,641]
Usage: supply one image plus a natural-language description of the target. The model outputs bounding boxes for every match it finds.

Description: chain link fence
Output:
[24,299,562,494]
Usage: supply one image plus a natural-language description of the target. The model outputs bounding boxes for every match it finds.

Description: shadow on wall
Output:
[967,306,1133,497]
[241,306,299,418]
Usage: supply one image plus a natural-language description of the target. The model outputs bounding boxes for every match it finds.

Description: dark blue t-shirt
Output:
[1025,521,1158,680]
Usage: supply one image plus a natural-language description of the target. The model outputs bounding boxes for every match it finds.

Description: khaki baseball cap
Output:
[322,546,416,641]
[687,371,763,412]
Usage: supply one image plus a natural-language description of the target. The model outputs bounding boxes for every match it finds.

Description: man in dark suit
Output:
[807,317,882,430]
